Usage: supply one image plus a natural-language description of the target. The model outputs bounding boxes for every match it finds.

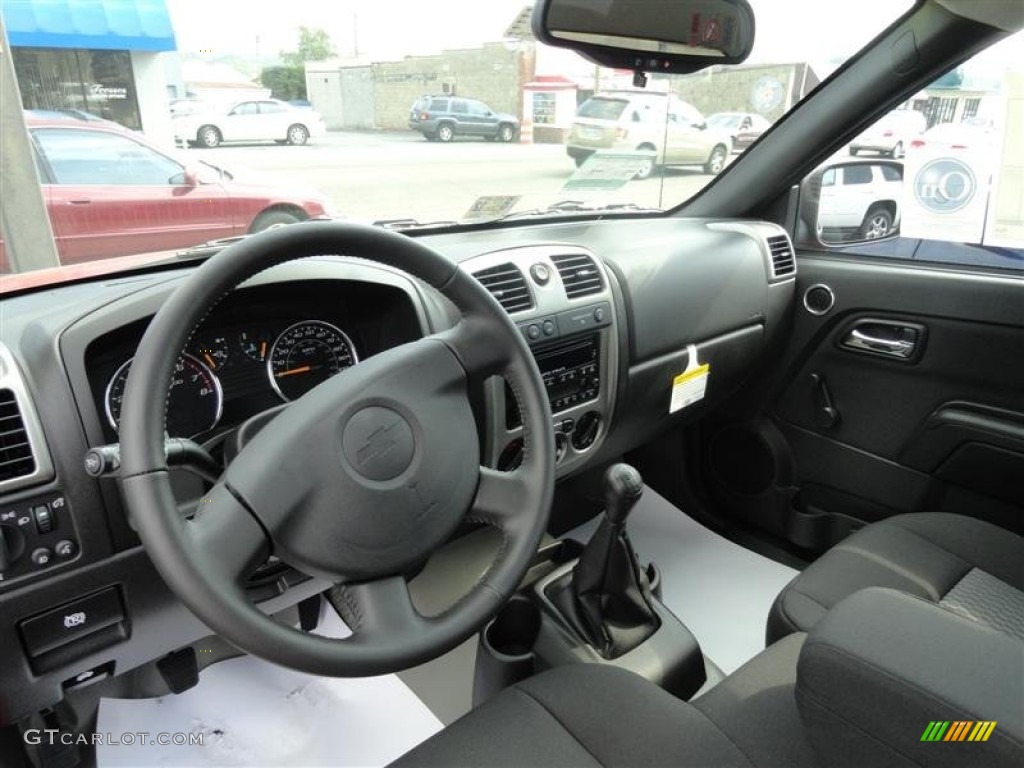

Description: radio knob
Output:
[572,411,601,451]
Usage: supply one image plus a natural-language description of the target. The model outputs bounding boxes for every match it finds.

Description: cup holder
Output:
[472,595,542,706]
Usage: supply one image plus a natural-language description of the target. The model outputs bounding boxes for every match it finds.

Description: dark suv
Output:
[409,96,520,143]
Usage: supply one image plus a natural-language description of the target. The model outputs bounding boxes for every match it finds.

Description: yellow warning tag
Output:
[669,363,709,414]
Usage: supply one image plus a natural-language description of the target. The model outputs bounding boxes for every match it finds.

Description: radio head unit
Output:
[507,334,600,428]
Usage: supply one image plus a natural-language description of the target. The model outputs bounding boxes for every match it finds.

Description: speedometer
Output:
[267,320,358,401]
[105,353,223,438]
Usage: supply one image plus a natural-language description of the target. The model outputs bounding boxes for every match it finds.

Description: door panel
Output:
[705,253,1024,551]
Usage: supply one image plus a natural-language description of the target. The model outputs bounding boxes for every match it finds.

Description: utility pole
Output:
[0,14,59,273]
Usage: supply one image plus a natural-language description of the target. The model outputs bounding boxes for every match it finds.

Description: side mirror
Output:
[179,167,200,187]
[533,0,755,77]
[693,120,707,130]
[798,160,903,247]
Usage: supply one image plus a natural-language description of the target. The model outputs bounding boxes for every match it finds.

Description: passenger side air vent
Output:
[0,389,35,483]
[766,235,796,279]
[472,263,534,313]
[552,253,604,299]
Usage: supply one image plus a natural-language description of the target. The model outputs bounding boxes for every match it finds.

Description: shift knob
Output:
[603,463,643,526]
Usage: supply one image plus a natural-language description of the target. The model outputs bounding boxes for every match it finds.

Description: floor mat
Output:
[564,485,798,675]
[97,606,442,767]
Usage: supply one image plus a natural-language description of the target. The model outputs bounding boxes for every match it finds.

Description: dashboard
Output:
[84,279,423,445]
[0,216,795,723]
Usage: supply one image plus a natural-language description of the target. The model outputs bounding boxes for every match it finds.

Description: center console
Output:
[472,464,716,707]
[463,245,618,477]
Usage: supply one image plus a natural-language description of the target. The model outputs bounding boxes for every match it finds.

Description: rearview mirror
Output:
[532,0,755,79]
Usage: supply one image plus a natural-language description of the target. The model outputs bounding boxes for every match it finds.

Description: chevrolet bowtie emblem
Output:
[356,420,402,467]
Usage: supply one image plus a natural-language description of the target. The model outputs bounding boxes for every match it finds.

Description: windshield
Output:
[1,0,917,285]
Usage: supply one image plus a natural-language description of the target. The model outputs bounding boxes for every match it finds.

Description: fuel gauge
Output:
[239,329,273,362]
[195,335,230,371]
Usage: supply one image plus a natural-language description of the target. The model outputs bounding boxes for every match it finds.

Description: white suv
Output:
[566,91,732,179]
[818,161,904,241]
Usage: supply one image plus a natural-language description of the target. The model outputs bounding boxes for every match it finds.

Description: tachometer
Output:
[105,353,223,438]
[267,320,358,401]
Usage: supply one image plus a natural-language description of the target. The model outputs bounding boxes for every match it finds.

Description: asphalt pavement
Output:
[182,131,718,224]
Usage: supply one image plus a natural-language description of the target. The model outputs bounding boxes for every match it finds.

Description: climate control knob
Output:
[571,411,601,451]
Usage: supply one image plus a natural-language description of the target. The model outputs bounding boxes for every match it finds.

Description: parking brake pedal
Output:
[156,648,199,694]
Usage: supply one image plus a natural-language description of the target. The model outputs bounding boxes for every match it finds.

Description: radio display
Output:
[507,335,600,428]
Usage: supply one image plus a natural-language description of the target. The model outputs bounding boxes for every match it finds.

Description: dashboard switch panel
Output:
[0,493,77,587]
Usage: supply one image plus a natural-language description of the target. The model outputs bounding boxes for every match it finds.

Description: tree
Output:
[260,66,306,101]
[280,27,335,68]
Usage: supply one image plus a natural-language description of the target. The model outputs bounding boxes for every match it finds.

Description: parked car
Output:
[849,108,927,158]
[0,116,333,269]
[707,112,772,152]
[408,95,520,142]
[24,108,119,126]
[172,98,326,147]
[816,160,904,241]
[566,91,732,178]
[168,98,207,117]
[908,116,997,151]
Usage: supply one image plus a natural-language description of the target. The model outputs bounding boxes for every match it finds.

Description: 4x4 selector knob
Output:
[571,411,601,451]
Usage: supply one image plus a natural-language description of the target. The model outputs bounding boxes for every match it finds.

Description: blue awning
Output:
[3,0,177,52]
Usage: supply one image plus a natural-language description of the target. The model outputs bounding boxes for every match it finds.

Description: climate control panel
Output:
[0,493,78,587]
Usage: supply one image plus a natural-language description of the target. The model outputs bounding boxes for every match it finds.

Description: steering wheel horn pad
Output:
[223,338,480,582]
[117,222,555,677]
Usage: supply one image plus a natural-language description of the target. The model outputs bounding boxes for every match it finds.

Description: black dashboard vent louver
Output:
[767,235,796,278]
[552,253,603,299]
[0,389,36,483]
[472,263,534,313]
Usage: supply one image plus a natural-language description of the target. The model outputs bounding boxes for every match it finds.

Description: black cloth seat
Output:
[767,512,1024,645]
[392,585,1022,768]
[392,634,816,768]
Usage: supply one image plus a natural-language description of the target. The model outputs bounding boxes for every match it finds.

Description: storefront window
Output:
[13,48,142,130]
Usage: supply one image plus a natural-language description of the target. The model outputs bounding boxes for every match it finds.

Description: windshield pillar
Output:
[1,16,59,273]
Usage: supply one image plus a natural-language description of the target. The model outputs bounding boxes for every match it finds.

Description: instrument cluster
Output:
[103,319,360,440]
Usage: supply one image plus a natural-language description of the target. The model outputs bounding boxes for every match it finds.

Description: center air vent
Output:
[0,389,35,483]
[472,263,534,313]
[766,235,796,279]
[552,253,603,299]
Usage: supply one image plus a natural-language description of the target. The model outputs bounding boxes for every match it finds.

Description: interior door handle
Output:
[843,328,916,358]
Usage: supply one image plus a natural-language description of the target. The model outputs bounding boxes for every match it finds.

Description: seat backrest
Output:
[797,587,1023,768]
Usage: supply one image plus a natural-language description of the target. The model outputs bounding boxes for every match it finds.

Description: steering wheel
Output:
[118,222,555,676]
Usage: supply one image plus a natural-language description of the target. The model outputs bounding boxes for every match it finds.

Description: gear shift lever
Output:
[603,463,644,526]
[557,463,658,658]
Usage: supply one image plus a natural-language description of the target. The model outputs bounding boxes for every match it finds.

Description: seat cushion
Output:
[391,663,755,768]
[694,633,818,768]
[392,634,821,768]
[767,512,1024,644]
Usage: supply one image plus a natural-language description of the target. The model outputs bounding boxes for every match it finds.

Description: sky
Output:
[164,0,1018,78]
[166,0,529,62]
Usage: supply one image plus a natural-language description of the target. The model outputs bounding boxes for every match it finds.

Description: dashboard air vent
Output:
[552,253,603,299]
[0,389,35,483]
[767,235,796,278]
[472,263,533,313]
